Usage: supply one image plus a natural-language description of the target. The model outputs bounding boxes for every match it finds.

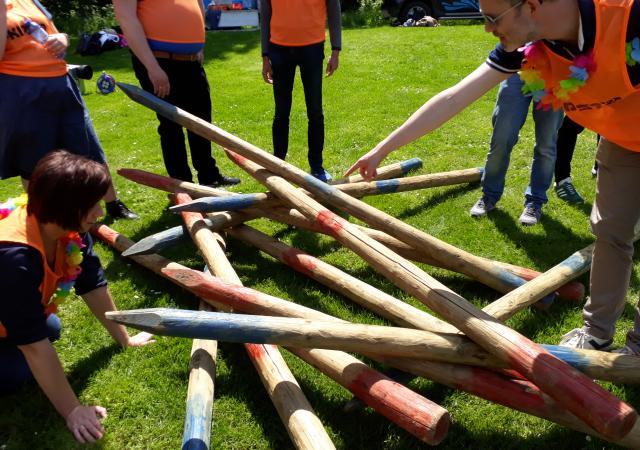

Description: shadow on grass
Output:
[396,183,479,221]
[66,30,260,74]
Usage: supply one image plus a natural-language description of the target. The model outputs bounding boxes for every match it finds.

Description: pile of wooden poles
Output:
[94,83,640,449]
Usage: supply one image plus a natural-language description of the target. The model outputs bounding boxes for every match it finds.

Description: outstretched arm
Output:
[18,339,107,443]
[346,64,510,179]
[112,0,170,97]
[82,285,155,347]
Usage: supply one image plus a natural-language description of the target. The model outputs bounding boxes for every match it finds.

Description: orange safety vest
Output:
[537,0,640,151]
[270,0,327,47]
[0,206,69,337]
[0,0,66,77]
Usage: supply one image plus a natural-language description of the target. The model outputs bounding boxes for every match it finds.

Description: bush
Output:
[44,0,116,35]
[342,0,387,27]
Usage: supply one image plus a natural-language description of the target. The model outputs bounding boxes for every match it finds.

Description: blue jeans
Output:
[482,74,563,207]
[0,314,61,395]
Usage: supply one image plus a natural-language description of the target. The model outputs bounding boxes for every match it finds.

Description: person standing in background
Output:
[260,0,342,182]
[0,0,139,220]
[113,0,241,187]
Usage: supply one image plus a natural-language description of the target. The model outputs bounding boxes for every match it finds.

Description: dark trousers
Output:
[132,55,221,185]
[269,42,325,172]
[555,115,599,182]
[0,314,61,395]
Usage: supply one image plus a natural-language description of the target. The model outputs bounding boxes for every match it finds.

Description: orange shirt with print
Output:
[0,0,66,77]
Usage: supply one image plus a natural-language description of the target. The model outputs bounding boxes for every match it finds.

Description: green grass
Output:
[1,24,636,449]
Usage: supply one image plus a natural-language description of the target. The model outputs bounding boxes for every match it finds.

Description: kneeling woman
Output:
[0,150,153,443]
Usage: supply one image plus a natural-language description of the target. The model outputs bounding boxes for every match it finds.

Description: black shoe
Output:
[105,199,140,220]
[205,175,241,187]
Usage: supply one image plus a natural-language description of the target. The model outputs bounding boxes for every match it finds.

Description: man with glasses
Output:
[347,0,640,353]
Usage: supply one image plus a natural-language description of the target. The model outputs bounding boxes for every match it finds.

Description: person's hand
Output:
[197,49,205,65]
[66,405,107,443]
[127,331,155,347]
[148,65,171,98]
[344,149,385,181]
[262,57,273,84]
[325,50,339,77]
[44,33,68,58]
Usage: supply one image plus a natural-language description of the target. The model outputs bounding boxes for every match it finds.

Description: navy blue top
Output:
[486,0,640,86]
[0,232,106,346]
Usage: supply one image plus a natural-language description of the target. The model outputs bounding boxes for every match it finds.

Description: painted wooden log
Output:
[116,83,566,297]
[176,195,336,450]
[226,224,640,384]
[169,168,483,214]
[222,151,636,439]
[182,299,217,450]
[92,224,450,445]
[483,245,594,321]
[331,157,422,185]
[227,224,457,333]
[378,357,640,449]
[105,307,640,384]
[117,166,584,303]
[335,167,482,197]
[116,83,637,438]
[118,168,236,198]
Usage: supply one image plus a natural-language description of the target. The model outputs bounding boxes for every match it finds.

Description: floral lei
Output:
[519,41,597,111]
[0,194,84,312]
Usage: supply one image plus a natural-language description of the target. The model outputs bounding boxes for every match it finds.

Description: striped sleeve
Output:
[485,43,524,73]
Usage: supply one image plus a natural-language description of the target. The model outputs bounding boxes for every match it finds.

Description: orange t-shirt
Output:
[137,0,205,54]
[538,0,640,151]
[269,0,327,47]
[0,0,66,77]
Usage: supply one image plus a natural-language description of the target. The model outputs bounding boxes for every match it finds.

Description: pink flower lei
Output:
[0,194,84,313]
[519,42,596,110]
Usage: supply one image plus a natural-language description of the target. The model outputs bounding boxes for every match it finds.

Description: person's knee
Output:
[46,314,62,342]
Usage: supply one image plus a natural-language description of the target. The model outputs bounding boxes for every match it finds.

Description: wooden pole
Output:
[227,224,457,333]
[378,357,640,449]
[92,224,451,445]
[169,168,482,214]
[223,150,636,439]
[175,193,336,450]
[106,307,640,385]
[182,298,217,450]
[331,157,423,185]
[116,84,636,438]
[116,167,584,303]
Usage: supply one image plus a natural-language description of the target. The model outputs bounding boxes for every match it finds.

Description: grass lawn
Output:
[1,23,638,450]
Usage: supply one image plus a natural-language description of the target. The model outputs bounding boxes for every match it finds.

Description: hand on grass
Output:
[127,331,155,347]
[66,405,107,443]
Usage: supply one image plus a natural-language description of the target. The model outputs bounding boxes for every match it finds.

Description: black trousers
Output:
[132,55,221,184]
[555,115,599,182]
[269,42,325,172]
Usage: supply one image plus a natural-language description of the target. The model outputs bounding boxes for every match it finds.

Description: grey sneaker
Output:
[470,196,496,217]
[519,204,542,226]
[612,345,640,356]
[559,327,613,351]
[555,178,584,204]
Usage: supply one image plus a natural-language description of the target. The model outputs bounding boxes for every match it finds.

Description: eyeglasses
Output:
[481,1,523,26]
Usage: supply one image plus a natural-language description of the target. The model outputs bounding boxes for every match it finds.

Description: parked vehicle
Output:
[382,0,482,22]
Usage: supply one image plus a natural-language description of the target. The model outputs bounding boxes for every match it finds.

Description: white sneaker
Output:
[559,327,613,351]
